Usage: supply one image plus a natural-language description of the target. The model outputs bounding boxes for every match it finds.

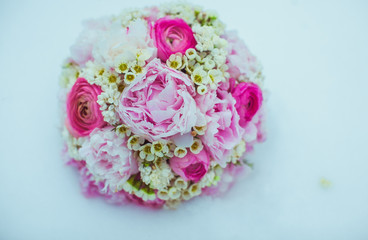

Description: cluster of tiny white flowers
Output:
[61,127,85,161]
[59,62,80,89]
[139,158,174,190]
[157,163,224,209]
[116,8,151,28]
[158,2,198,25]
[229,141,247,164]
[239,60,265,88]
[121,175,156,201]
[79,62,123,125]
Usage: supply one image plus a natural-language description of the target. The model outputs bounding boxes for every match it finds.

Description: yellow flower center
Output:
[143,145,151,154]
[154,143,163,152]
[170,61,178,69]
[177,149,186,155]
[130,137,138,145]
[126,74,135,82]
[191,142,199,150]
[119,63,128,72]
[108,75,117,83]
[119,126,127,133]
[194,75,202,84]
[133,65,143,74]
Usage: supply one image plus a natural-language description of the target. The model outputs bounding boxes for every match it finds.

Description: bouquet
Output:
[60,2,266,209]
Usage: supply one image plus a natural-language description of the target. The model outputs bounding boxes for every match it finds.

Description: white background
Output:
[0,0,367,239]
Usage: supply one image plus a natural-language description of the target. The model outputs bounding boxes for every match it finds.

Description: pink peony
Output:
[170,150,210,182]
[66,78,105,138]
[79,127,138,192]
[151,17,197,61]
[232,82,263,127]
[196,89,244,167]
[117,59,197,142]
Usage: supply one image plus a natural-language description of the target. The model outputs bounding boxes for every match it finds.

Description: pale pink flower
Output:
[117,59,197,142]
[224,31,259,80]
[151,17,197,61]
[92,19,156,68]
[70,17,111,67]
[196,89,244,167]
[79,127,138,192]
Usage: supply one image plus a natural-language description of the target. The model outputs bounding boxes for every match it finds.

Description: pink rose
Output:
[232,82,263,127]
[66,77,105,137]
[170,150,210,182]
[117,59,197,142]
[152,17,197,61]
[196,89,244,167]
[79,127,138,192]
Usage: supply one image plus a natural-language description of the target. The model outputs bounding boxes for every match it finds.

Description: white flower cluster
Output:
[61,127,85,161]
[158,2,198,25]
[229,140,247,164]
[239,60,265,88]
[59,62,80,89]
[116,8,151,28]
[121,175,156,201]
[160,164,223,209]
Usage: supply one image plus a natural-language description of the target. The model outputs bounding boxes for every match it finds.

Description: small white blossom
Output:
[194,125,207,135]
[149,159,174,190]
[174,178,188,189]
[174,147,187,158]
[115,124,131,138]
[207,69,224,89]
[139,143,156,161]
[182,190,192,201]
[185,48,198,60]
[157,189,170,201]
[124,72,136,84]
[168,187,181,200]
[151,140,169,157]
[166,53,184,70]
[191,67,208,85]
[190,139,203,154]
[127,135,144,150]
[197,85,208,95]
[115,61,131,74]
[189,183,202,197]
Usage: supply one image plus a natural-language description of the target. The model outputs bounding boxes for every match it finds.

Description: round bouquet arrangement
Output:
[60,2,266,209]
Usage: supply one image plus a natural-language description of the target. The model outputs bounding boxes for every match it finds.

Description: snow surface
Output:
[0,0,367,239]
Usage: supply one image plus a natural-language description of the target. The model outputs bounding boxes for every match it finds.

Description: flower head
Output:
[79,127,138,192]
[117,59,197,142]
[169,149,210,182]
[66,78,105,137]
[232,82,263,127]
[152,17,197,61]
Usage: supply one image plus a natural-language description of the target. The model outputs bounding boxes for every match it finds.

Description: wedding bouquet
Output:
[60,2,266,209]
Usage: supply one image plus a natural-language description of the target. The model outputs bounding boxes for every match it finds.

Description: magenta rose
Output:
[117,59,197,142]
[152,17,197,61]
[232,82,263,127]
[66,77,105,137]
[170,150,210,182]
